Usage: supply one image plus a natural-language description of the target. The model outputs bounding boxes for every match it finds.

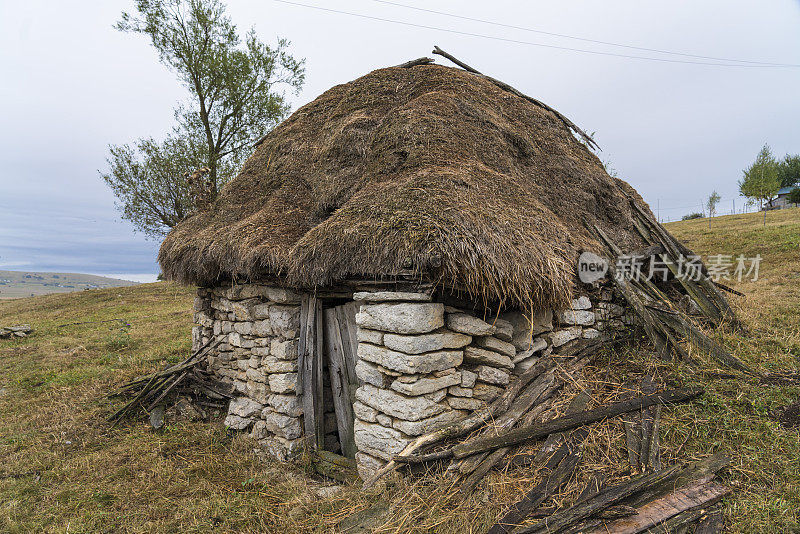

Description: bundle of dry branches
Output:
[588,198,755,376]
[107,339,233,424]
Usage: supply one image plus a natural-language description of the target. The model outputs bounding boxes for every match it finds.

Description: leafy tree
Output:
[104,0,305,237]
[681,212,704,221]
[705,190,721,228]
[788,187,800,206]
[102,129,243,237]
[777,154,800,188]
[739,144,781,226]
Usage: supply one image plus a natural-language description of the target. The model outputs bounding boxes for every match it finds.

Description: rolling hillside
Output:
[0,270,139,299]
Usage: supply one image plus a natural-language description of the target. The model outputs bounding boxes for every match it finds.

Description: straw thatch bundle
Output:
[159,63,651,311]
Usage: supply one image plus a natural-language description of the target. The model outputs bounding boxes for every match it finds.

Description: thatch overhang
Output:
[159,63,652,311]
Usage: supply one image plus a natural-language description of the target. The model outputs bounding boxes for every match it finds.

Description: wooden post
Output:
[300,294,325,451]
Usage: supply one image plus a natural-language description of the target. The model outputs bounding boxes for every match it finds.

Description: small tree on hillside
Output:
[777,154,800,188]
[103,0,305,237]
[705,190,721,229]
[739,144,781,226]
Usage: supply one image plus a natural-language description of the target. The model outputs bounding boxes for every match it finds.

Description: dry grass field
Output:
[0,208,798,533]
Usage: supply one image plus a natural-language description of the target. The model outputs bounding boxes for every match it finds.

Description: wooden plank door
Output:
[336,301,363,401]
[298,295,324,451]
[323,307,357,458]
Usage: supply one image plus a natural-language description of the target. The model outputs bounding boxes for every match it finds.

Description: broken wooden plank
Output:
[362,353,561,488]
[629,200,739,328]
[627,454,730,511]
[583,479,730,534]
[458,357,589,483]
[534,392,592,465]
[639,376,661,473]
[487,435,585,534]
[693,506,725,534]
[335,302,361,404]
[561,456,730,534]
[621,382,643,472]
[396,388,703,463]
[516,465,685,534]
[300,295,325,451]
[460,369,567,491]
[456,361,563,477]
[654,308,755,375]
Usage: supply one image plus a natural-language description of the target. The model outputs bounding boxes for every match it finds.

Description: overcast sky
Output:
[1,1,798,281]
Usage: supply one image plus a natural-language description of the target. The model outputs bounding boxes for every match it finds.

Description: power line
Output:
[649,195,750,212]
[370,0,800,67]
[274,0,800,68]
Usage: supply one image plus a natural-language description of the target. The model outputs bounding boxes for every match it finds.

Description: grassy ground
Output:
[0,208,798,532]
[662,208,800,531]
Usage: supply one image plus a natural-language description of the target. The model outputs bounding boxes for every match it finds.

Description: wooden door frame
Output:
[298,295,361,459]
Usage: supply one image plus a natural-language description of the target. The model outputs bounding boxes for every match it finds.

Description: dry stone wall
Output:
[350,288,630,479]
[194,282,630,475]
[193,284,306,461]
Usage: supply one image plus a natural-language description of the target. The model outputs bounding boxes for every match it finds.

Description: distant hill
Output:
[0,270,139,299]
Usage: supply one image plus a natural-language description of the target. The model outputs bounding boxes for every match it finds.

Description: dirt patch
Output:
[771,399,800,428]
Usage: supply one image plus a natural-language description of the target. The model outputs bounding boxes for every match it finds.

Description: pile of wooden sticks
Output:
[363,338,703,486]
[107,339,233,424]
[490,454,729,533]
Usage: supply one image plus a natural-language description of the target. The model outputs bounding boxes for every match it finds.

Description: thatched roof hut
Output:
[159,61,651,312]
[153,60,717,475]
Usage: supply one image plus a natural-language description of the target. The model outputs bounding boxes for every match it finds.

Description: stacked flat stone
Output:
[194,284,304,461]
[352,292,469,478]
[499,290,630,378]
[0,324,32,338]
[351,293,544,479]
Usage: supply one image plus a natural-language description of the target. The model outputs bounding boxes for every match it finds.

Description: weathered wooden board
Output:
[323,307,357,458]
[640,376,661,472]
[336,302,362,401]
[621,381,643,472]
[693,506,725,534]
[300,295,325,450]
[585,480,730,534]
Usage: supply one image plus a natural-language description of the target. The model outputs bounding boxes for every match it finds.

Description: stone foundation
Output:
[192,282,630,475]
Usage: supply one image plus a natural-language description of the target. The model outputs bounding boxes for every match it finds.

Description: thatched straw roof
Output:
[159,62,652,311]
